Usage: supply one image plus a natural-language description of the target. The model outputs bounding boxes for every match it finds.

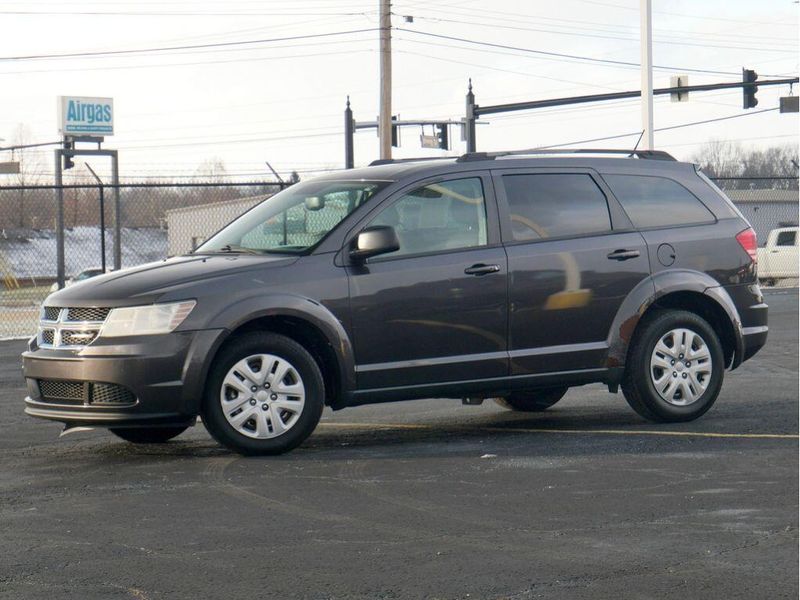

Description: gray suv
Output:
[22,149,768,455]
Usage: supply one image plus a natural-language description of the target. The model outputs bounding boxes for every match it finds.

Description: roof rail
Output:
[456,148,677,162]
[368,156,456,166]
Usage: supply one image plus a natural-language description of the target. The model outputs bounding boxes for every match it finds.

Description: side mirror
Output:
[349,225,400,261]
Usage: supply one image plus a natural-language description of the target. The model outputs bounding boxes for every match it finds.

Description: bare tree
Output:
[11,124,46,227]
[692,141,799,189]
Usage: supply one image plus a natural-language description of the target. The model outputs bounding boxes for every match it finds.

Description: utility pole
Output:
[640,0,654,150]
[378,0,392,160]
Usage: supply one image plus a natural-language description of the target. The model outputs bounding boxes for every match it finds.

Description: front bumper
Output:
[22,328,224,427]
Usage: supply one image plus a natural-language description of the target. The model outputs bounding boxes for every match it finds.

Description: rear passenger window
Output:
[604,174,715,228]
[502,174,611,241]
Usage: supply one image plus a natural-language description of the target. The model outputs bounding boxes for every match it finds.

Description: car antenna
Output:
[628,130,646,158]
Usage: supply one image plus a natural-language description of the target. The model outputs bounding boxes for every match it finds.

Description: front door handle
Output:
[464,263,500,276]
[607,249,641,261]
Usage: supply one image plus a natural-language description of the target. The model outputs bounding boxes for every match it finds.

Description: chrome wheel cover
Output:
[219,354,305,439]
[650,328,712,406]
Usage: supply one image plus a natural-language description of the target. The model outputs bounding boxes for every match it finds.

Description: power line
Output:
[396,4,799,44]
[400,15,797,54]
[539,108,782,149]
[0,9,372,17]
[395,28,757,76]
[0,27,380,61]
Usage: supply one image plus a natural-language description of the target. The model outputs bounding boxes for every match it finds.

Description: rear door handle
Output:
[607,249,640,261]
[464,263,501,276]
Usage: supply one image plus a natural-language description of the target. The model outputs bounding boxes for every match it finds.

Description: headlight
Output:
[99,300,196,337]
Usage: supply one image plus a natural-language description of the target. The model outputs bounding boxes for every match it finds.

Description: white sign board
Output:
[58,96,114,137]
[420,134,439,149]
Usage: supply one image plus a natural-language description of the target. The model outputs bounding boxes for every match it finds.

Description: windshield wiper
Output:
[199,244,264,255]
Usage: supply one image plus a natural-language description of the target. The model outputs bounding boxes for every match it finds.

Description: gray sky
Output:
[1,0,798,181]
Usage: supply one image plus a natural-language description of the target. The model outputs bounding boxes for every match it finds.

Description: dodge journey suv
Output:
[22,149,768,455]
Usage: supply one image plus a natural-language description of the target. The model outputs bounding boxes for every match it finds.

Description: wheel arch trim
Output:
[606,269,744,372]
[185,294,356,413]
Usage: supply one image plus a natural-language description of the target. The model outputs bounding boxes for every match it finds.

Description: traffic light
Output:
[742,68,758,109]
[63,139,75,170]
[391,115,399,147]
[435,123,449,150]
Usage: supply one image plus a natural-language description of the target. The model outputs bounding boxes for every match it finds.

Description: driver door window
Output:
[369,177,488,258]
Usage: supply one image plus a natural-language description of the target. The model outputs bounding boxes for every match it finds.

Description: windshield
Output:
[196,180,389,254]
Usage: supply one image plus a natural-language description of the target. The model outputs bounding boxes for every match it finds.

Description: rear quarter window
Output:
[603,174,715,228]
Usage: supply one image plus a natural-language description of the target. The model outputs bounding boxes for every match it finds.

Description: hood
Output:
[47,253,298,307]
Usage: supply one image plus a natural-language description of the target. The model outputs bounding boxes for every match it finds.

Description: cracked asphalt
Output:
[0,289,797,599]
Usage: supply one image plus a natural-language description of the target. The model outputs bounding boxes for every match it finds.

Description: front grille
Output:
[36,379,137,407]
[66,307,111,322]
[38,379,84,401]
[42,306,61,321]
[38,305,110,348]
[60,330,99,346]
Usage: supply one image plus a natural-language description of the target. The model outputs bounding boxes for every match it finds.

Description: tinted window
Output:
[604,174,715,228]
[776,231,796,246]
[502,174,611,241]
[370,178,487,257]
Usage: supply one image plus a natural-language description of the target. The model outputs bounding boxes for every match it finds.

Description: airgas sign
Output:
[58,96,114,137]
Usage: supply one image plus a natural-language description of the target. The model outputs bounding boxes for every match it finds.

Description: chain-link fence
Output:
[0,182,286,338]
[0,176,797,338]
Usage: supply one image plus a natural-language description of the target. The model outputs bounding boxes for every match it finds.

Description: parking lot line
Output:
[320,422,799,440]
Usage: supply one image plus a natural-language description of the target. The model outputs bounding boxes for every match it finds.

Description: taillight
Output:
[736,227,757,263]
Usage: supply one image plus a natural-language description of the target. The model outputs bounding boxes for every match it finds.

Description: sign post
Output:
[54,96,119,288]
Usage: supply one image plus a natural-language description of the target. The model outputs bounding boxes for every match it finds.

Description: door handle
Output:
[607,249,640,261]
[464,263,501,275]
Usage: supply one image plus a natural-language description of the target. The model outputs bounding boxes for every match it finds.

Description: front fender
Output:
[606,269,744,372]
[183,294,356,413]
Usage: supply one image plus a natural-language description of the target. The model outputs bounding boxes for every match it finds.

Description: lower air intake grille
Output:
[91,383,136,406]
[36,380,137,406]
[38,380,84,402]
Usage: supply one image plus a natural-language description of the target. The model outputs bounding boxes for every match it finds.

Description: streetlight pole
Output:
[378,0,392,160]
[640,0,654,150]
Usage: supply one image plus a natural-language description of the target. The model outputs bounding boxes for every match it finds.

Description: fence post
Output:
[111,151,121,270]
[54,149,65,289]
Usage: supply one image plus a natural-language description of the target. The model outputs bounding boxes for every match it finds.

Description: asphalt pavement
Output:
[0,289,797,599]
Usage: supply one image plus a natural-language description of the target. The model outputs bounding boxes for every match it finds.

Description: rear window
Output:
[604,174,715,228]
[502,174,611,241]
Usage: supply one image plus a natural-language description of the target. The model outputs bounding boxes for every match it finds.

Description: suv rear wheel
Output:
[202,332,324,455]
[495,387,568,412]
[622,310,724,422]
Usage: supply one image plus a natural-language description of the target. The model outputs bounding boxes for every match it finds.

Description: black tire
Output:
[110,426,188,444]
[622,309,724,423]
[495,387,568,412]
[201,332,324,456]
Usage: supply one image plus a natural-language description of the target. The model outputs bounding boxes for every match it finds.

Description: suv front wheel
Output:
[202,332,325,455]
[622,310,724,423]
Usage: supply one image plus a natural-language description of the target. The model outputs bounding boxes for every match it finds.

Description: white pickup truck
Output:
[757,226,799,286]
